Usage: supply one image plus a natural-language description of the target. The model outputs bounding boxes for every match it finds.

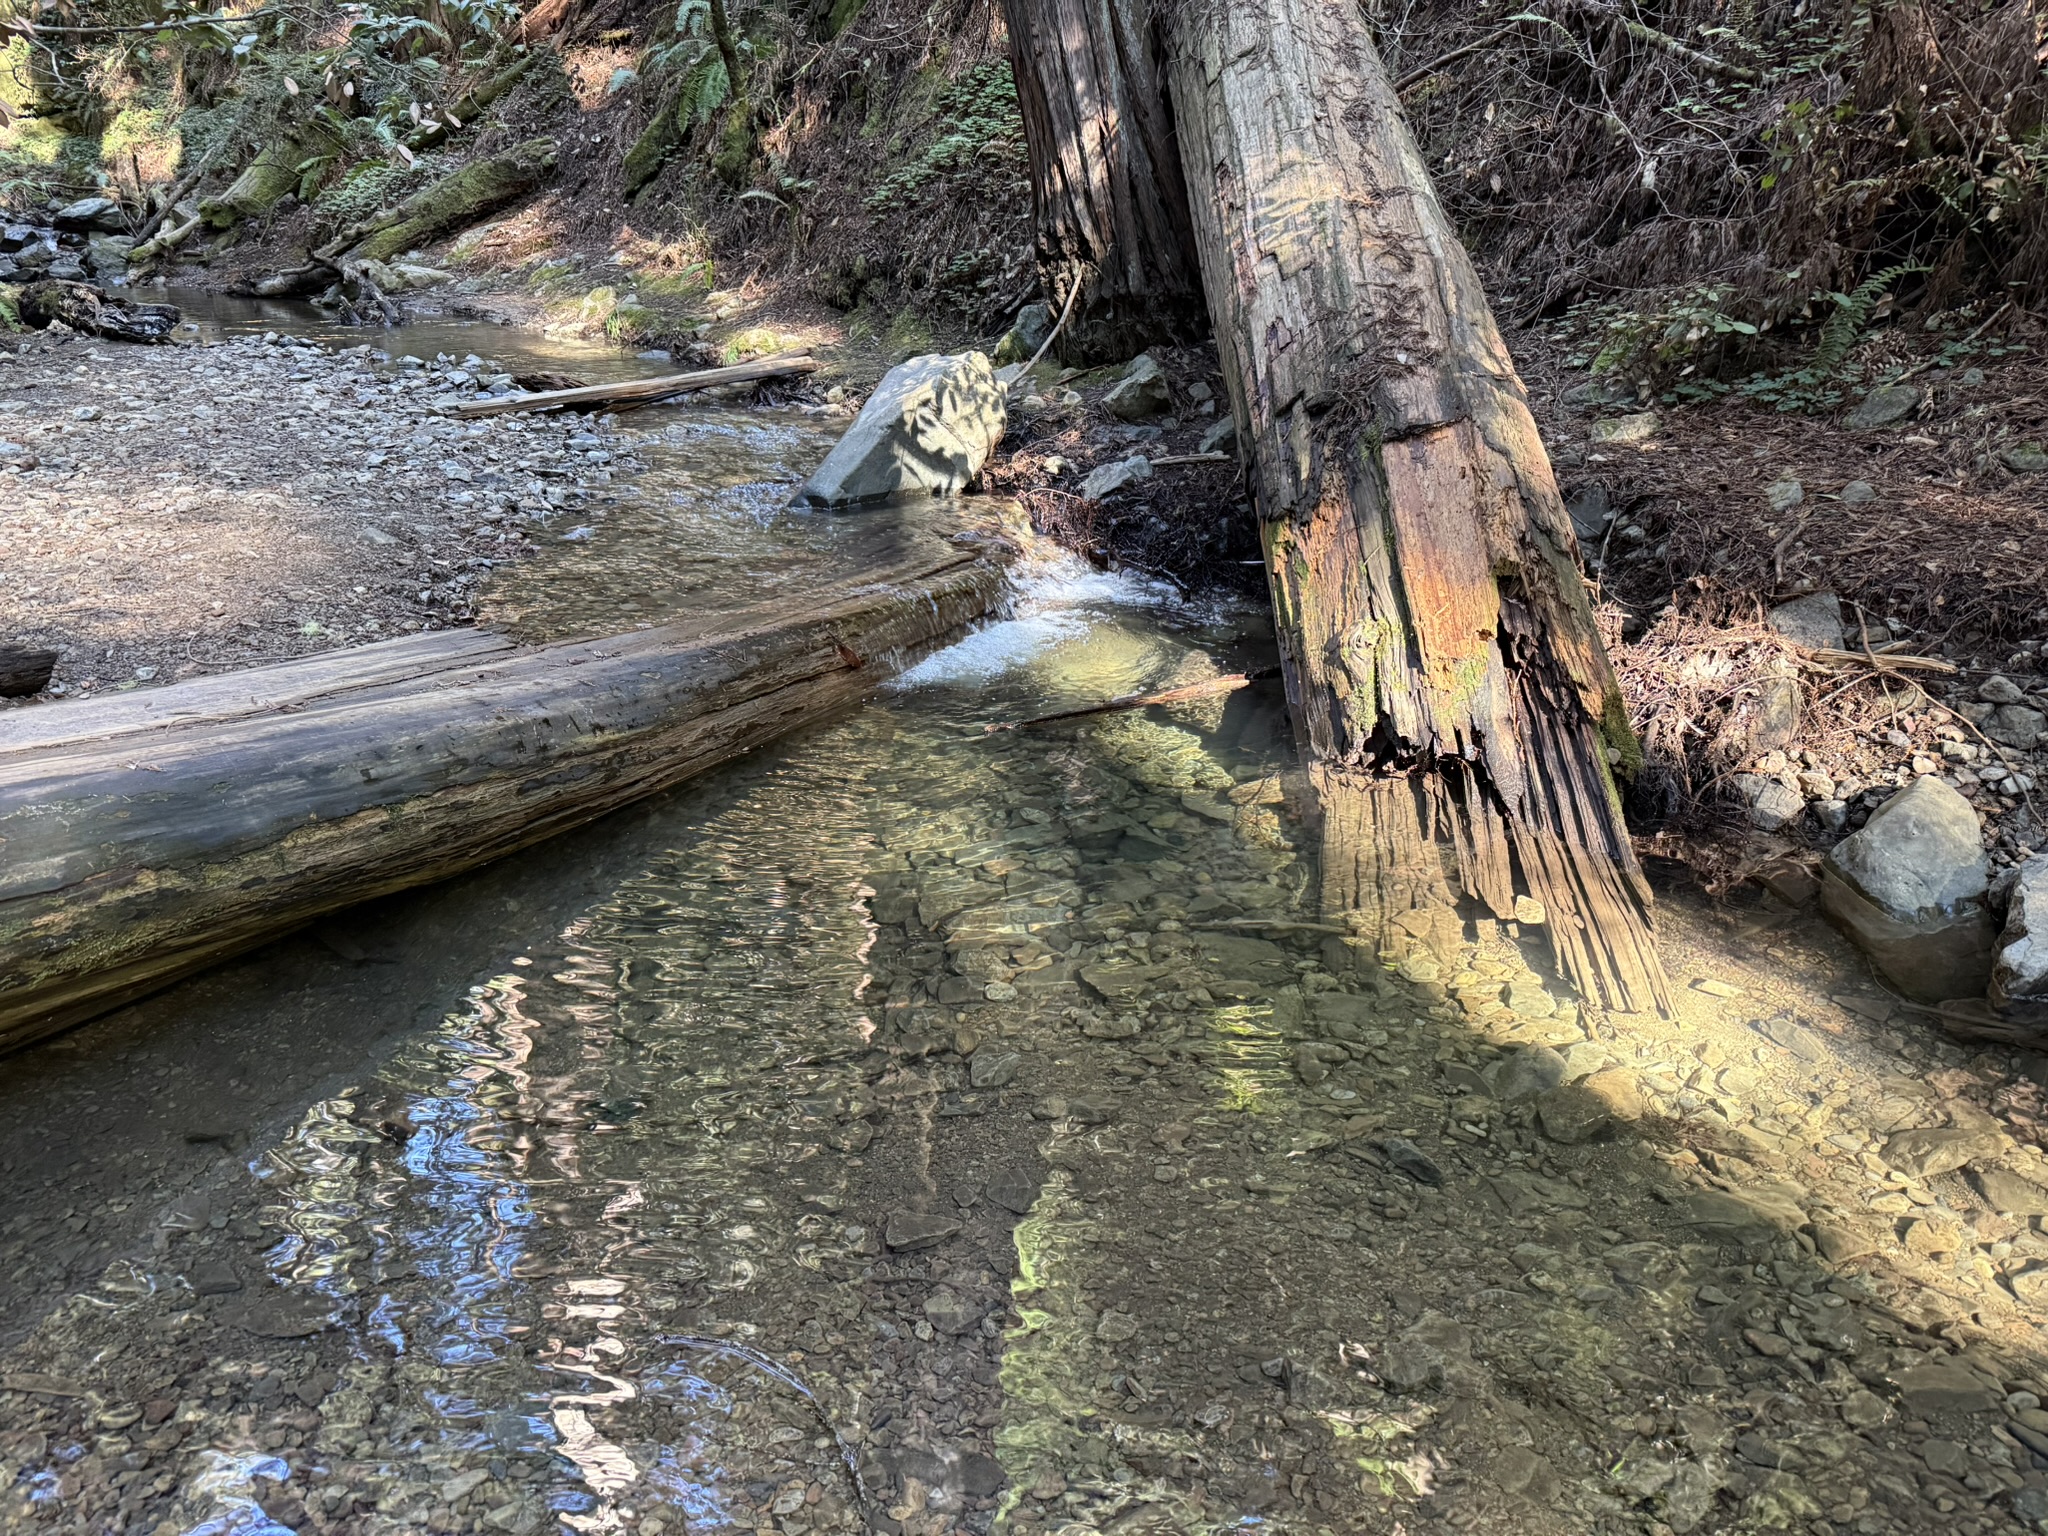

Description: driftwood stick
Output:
[447,356,820,417]
[983,668,1276,733]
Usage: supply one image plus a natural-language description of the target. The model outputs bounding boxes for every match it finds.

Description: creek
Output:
[3,305,2040,1536]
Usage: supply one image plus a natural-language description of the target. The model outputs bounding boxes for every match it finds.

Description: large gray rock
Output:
[53,196,126,232]
[1993,852,2048,1023]
[1821,776,1996,1002]
[1103,354,1171,421]
[794,352,1005,507]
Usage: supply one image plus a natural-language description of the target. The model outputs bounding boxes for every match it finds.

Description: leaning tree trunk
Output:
[1000,0,1208,362]
[1164,0,1670,1013]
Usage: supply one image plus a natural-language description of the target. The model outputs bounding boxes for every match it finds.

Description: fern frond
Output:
[1812,262,1924,375]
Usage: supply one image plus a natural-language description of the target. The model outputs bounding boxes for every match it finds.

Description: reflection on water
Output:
[202,564,1292,1535]
[157,287,676,386]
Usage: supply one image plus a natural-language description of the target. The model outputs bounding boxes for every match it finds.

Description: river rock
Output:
[1103,355,1171,420]
[86,233,134,279]
[794,352,1005,506]
[1844,384,1919,429]
[1986,704,2047,749]
[1588,412,1658,445]
[2002,443,2048,474]
[1894,1360,1997,1416]
[1767,590,1844,651]
[1489,1045,1567,1102]
[54,196,126,232]
[1992,852,2048,1022]
[1197,415,1239,455]
[992,302,1051,365]
[1820,776,1997,1002]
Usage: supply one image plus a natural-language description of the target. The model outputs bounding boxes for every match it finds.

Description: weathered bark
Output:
[15,281,181,342]
[0,647,57,698]
[1001,0,1206,363]
[1165,0,1668,1013]
[0,526,1011,1054]
[198,126,338,228]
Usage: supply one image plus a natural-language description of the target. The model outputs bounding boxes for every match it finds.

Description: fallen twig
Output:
[982,668,1278,733]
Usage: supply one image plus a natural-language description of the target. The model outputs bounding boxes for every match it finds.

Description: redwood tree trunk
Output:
[1163,0,1669,1013]
[1001,0,1207,362]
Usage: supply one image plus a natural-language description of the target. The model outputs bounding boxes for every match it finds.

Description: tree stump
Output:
[1001,0,1207,362]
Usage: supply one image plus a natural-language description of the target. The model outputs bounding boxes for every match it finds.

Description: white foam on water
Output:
[890,548,1175,689]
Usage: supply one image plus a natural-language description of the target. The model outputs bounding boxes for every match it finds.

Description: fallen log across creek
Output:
[444,355,820,418]
[0,521,1012,1055]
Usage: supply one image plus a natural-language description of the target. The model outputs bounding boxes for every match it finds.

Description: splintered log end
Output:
[0,646,58,698]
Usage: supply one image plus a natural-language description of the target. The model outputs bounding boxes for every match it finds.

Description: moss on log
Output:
[344,137,557,263]
[197,137,304,228]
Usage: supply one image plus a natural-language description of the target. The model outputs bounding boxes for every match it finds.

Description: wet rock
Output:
[1535,1069,1643,1143]
[1844,385,1920,429]
[1969,1165,2048,1215]
[1682,1187,1806,1237]
[1079,454,1152,500]
[1767,590,1845,651]
[1079,961,1165,1001]
[1895,1360,1998,1416]
[1095,1310,1138,1342]
[188,1261,242,1296]
[985,1170,1041,1214]
[793,352,1005,506]
[1839,1389,1890,1429]
[1103,355,1171,421]
[1377,1335,1445,1393]
[922,1291,980,1335]
[884,1211,961,1251]
[1820,776,1997,1002]
[1988,705,2048,748]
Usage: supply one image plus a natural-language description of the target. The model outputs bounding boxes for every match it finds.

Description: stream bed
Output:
[3,311,2046,1536]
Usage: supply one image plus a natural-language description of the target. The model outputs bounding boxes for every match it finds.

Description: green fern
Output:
[1812,262,1924,375]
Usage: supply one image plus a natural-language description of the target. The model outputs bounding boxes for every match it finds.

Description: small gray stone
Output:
[1737,775,1807,832]
[1104,354,1172,421]
[1844,384,1920,429]
[1377,1137,1444,1186]
[1838,1389,1889,1429]
[922,1290,981,1334]
[1764,477,1805,513]
[985,1168,1042,1214]
[1079,454,1153,500]
[188,1262,242,1296]
[54,195,124,231]
[1197,415,1239,455]
[2002,444,2048,474]
[1567,483,1613,542]
[885,1211,961,1251]
[968,1049,1020,1089]
[1981,674,2028,706]
[1839,479,1876,505]
[1767,590,1844,651]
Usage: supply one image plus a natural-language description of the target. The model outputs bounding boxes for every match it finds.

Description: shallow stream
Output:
[6,307,2043,1536]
